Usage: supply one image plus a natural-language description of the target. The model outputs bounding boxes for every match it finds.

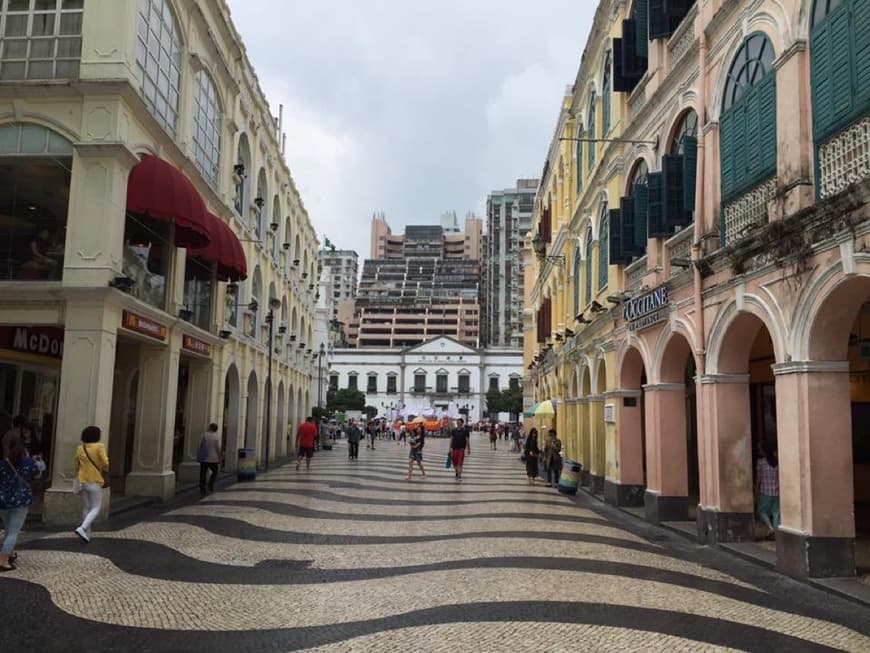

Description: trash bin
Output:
[237,448,256,481]
[557,459,581,495]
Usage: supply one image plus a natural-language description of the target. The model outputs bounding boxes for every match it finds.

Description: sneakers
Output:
[74,526,90,543]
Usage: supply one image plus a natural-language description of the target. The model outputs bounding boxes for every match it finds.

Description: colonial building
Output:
[526,0,870,580]
[0,0,319,521]
[328,336,523,424]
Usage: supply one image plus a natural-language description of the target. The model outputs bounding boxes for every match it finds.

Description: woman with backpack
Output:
[0,442,42,570]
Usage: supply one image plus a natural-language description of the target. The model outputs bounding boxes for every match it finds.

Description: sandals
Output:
[0,564,15,572]
[8,552,17,564]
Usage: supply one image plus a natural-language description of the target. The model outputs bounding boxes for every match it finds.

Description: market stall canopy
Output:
[534,399,557,417]
[523,402,539,418]
[126,154,211,248]
[190,212,247,281]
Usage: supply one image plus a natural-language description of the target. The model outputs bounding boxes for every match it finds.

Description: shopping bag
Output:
[445,452,452,469]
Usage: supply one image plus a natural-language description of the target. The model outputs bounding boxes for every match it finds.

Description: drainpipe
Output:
[692,30,708,372]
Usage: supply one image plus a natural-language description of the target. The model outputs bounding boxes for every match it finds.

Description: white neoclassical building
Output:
[328,337,523,423]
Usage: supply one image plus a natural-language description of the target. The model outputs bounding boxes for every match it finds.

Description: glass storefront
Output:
[0,359,59,476]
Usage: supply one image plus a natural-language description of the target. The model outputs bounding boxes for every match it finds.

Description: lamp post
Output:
[264,297,281,471]
[317,342,326,413]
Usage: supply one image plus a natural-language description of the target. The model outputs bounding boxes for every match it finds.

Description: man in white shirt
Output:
[197,423,222,496]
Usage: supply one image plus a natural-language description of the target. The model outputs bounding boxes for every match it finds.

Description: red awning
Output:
[190,213,247,281]
[126,155,211,248]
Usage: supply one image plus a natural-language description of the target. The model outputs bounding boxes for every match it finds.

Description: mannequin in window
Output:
[18,229,59,279]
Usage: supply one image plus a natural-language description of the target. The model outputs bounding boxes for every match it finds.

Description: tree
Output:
[501,385,524,418]
[326,388,366,413]
[486,388,504,415]
[364,405,378,419]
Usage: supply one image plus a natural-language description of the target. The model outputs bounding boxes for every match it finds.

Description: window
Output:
[255,169,267,241]
[584,226,593,305]
[329,374,338,392]
[182,255,212,331]
[272,196,281,258]
[233,135,250,219]
[719,33,777,203]
[0,123,72,281]
[347,373,358,391]
[587,94,597,167]
[135,0,180,136]
[489,376,500,392]
[598,203,609,290]
[248,266,261,338]
[458,374,470,394]
[192,69,221,187]
[602,51,611,137]
[367,374,377,393]
[413,373,426,393]
[572,252,581,316]
[386,375,397,395]
[509,377,520,391]
[668,110,699,223]
[436,374,448,394]
[614,160,651,258]
[0,0,83,80]
[575,130,583,193]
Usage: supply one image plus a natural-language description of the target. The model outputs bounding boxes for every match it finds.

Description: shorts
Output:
[451,448,465,468]
[298,446,314,459]
[410,450,423,462]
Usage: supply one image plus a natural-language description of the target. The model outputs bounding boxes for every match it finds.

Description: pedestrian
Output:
[489,424,497,450]
[449,418,471,481]
[295,416,318,471]
[74,425,109,543]
[511,424,521,453]
[347,419,361,460]
[369,421,378,450]
[524,428,540,484]
[756,446,780,539]
[398,423,406,445]
[1,415,24,457]
[197,422,221,496]
[543,428,562,487]
[0,442,42,570]
[406,425,426,480]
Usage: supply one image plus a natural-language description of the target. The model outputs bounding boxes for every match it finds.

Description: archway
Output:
[590,358,607,495]
[607,346,646,507]
[276,381,286,458]
[579,365,592,487]
[223,364,240,470]
[262,378,272,463]
[568,367,580,462]
[245,370,258,450]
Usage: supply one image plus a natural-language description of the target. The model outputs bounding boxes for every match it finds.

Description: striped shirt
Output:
[756,457,779,496]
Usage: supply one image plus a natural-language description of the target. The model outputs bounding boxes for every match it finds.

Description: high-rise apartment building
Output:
[319,248,359,318]
[482,179,538,347]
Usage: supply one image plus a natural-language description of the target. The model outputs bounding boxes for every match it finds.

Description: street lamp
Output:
[317,342,326,414]
[264,297,281,471]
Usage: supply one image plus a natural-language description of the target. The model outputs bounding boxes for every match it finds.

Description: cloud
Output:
[227,0,593,253]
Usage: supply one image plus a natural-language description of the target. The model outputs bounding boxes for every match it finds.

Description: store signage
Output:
[0,326,64,360]
[623,285,669,331]
[182,334,211,357]
[121,310,167,342]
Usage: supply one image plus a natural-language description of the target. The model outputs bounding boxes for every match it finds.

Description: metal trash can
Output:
[237,448,256,481]
[557,459,581,495]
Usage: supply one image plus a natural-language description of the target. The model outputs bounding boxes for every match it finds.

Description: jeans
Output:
[79,483,102,533]
[0,505,29,554]
[546,458,561,485]
[199,462,218,493]
[758,494,780,529]
[348,441,359,459]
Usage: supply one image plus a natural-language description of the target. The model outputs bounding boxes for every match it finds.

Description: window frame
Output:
[191,68,222,188]
[134,0,181,136]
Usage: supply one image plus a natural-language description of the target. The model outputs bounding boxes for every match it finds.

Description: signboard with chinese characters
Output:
[121,310,167,342]
[623,285,669,331]
[182,334,211,357]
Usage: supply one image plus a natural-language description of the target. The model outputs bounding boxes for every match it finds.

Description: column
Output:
[125,338,180,500]
[578,398,591,486]
[587,394,605,494]
[695,374,754,544]
[642,383,689,523]
[43,301,120,524]
[177,359,214,483]
[604,390,645,507]
[773,362,855,578]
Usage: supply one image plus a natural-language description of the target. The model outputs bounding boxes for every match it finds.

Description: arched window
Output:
[614,160,649,259]
[271,196,281,258]
[572,251,582,316]
[192,70,222,187]
[249,266,262,338]
[810,0,870,197]
[584,226,593,306]
[135,0,181,136]
[233,134,250,219]
[598,203,609,290]
[669,109,699,223]
[255,169,267,241]
[719,33,776,204]
[602,52,611,137]
[669,110,698,154]
[587,94,597,167]
[575,128,583,193]
[0,0,84,80]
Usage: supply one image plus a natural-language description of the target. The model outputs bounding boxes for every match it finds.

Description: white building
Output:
[328,337,523,423]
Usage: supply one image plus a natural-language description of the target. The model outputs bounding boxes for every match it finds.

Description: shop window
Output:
[367,374,377,393]
[182,255,213,331]
[0,123,71,281]
[0,0,83,81]
[347,373,358,391]
[489,376,500,392]
[233,134,250,219]
[458,374,470,394]
[135,0,181,136]
[192,69,222,187]
[414,373,426,393]
[123,213,170,309]
[328,373,338,392]
[436,374,448,394]
[584,226,593,306]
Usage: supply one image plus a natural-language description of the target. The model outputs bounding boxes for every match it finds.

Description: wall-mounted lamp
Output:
[531,234,565,266]
[292,259,300,266]
[254,196,265,209]
[226,282,238,295]
[278,325,287,335]
[109,276,134,291]
[233,163,246,177]
[575,313,591,324]
[282,242,291,250]
[178,308,193,321]
[270,222,279,232]
[590,300,607,313]
[219,329,232,339]
[606,293,628,305]
[301,272,308,279]
[289,335,296,341]
[564,328,575,338]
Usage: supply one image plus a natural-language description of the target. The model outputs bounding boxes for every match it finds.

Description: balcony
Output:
[666,225,694,277]
[818,116,870,199]
[721,177,776,246]
[624,257,648,292]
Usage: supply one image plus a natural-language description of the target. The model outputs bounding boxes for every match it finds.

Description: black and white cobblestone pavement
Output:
[2,432,870,652]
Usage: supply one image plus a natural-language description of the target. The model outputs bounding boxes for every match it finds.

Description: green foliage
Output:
[311,406,327,421]
[364,405,378,419]
[487,386,524,418]
[326,388,366,413]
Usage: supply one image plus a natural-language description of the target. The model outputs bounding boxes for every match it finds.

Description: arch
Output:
[598,202,609,291]
[572,250,582,316]
[191,68,222,187]
[584,226,593,306]
[625,158,649,196]
[707,298,786,374]
[594,357,607,394]
[722,32,776,112]
[276,380,286,456]
[234,133,252,218]
[255,168,268,241]
[244,370,259,449]
[710,25,781,122]
[805,274,870,360]
[652,322,700,383]
[0,122,74,155]
[619,345,647,390]
[250,266,263,338]
[271,195,281,257]
[223,363,241,470]
[667,108,699,155]
[135,0,182,136]
[283,216,292,265]
[601,50,612,137]
[587,92,597,167]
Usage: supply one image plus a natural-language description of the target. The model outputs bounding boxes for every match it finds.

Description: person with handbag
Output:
[197,423,221,496]
[0,442,42,571]
[74,425,109,543]
[543,428,563,488]
[523,428,540,485]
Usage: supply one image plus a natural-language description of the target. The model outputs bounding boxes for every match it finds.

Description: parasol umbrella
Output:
[411,416,426,424]
[522,402,539,418]
[533,399,556,417]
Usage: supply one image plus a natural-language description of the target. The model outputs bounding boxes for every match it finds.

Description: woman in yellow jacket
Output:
[74,425,109,543]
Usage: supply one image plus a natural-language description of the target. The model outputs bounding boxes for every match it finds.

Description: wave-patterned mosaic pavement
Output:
[3,433,870,652]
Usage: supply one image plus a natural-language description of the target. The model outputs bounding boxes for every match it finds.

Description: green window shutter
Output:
[649,0,668,39]
[811,20,833,140]
[647,172,667,236]
[636,0,649,58]
[662,153,685,231]
[573,255,581,314]
[576,138,583,192]
[620,196,637,258]
[855,0,870,108]
[613,38,631,92]
[609,209,625,264]
[603,88,611,137]
[681,135,698,219]
[719,111,734,201]
[633,182,649,251]
[757,74,777,179]
[828,7,854,130]
[745,85,762,180]
[598,217,609,290]
[585,237,593,305]
[723,104,747,201]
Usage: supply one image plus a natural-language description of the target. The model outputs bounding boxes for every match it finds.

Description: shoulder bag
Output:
[83,444,110,489]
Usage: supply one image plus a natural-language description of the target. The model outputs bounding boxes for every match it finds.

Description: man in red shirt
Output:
[295,416,318,471]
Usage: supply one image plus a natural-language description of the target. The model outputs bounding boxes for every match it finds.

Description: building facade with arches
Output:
[0,0,319,521]
[525,0,870,579]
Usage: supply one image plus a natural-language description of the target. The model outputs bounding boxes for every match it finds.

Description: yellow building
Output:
[0,0,319,522]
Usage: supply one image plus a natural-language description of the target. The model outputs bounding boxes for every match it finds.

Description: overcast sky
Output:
[226,1,594,253]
